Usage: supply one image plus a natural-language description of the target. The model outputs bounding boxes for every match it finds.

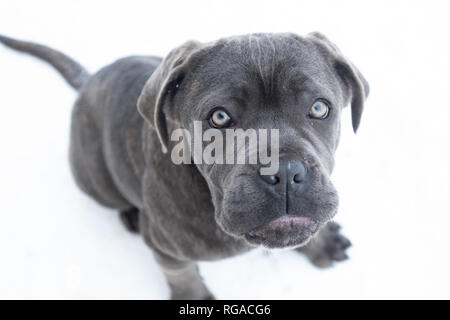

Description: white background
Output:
[1,0,449,299]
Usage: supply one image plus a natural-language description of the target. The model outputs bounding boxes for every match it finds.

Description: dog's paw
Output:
[296,221,351,268]
[119,207,140,233]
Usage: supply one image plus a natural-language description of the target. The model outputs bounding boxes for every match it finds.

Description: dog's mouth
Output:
[243,215,320,249]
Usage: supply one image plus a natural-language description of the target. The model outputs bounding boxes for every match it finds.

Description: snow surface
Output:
[1,0,450,299]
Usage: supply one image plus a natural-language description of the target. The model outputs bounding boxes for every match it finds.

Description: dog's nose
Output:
[259,156,308,188]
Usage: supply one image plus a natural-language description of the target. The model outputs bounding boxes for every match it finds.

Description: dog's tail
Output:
[0,34,90,90]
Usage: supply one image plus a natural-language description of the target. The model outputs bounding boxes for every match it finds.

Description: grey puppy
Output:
[0,32,369,299]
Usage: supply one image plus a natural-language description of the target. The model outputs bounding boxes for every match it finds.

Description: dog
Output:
[0,32,369,299]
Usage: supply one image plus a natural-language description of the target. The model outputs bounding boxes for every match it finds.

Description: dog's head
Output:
[138,33,369,249]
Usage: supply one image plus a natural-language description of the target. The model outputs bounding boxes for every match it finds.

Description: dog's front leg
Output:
[153,249,214,300]
[296,221,352,268]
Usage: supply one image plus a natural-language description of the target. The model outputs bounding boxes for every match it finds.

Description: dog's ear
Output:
[138,40,202,153]
[307,32,370,133]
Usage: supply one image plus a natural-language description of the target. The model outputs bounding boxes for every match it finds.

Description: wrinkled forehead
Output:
[188,34,342,106]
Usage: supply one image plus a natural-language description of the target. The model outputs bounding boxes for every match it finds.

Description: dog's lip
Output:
[243,215,319,248]
[248,215,317,234]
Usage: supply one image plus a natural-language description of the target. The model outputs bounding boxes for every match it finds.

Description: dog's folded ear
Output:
[138,40,202,153]
[307,32,370,133]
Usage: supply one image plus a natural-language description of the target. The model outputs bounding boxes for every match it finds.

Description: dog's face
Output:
[138,33,369,249]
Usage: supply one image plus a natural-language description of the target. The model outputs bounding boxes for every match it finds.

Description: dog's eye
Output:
[209,109,232,128]
[309,101,329,119]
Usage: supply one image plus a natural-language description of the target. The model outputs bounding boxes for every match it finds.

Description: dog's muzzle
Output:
[243,155,325,248]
